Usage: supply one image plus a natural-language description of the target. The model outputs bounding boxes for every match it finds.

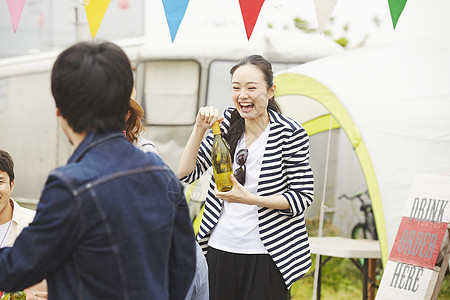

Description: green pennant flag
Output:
[388,0,407,29]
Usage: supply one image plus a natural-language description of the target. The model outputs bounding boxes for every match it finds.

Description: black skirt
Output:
[206,247,290,300]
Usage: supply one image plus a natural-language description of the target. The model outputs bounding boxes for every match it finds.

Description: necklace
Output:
[0,220,12,248]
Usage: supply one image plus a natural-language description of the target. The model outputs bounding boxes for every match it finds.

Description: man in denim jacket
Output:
[0,41,196,299]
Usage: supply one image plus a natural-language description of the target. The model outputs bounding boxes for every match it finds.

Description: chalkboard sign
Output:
[376,174,450,300]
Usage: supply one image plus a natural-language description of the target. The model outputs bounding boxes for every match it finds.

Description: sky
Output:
[145,0,396,48]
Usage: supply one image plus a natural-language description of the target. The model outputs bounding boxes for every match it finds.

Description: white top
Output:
[2,199,36,248]
[209,124,270,254]
[135,135,159,155]
[0,221,12,249]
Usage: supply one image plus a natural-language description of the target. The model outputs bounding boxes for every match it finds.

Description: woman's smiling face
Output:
[231,64,275,122]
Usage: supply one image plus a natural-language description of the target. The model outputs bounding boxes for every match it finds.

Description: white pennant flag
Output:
[314,0,338,34]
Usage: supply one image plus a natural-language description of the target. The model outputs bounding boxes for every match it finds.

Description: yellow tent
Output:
[273,1,450,262]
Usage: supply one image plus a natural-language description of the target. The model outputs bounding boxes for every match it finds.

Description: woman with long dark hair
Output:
[179,55,314,300]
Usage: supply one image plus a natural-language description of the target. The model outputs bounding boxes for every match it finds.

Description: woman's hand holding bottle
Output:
[196,106,222,130]
[215,174,257,205]
[178,106,223,179]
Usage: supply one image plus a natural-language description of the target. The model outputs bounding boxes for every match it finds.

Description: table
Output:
[309,237,382,300]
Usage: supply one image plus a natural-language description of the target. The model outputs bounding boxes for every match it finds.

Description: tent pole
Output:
[312,115,333,300]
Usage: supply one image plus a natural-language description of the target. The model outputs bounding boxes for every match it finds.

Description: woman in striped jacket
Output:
[178,55,314,300]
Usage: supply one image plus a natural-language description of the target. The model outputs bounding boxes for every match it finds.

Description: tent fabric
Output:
[302,114,340,136]
[274,73,388,262]
[274,0,450,263]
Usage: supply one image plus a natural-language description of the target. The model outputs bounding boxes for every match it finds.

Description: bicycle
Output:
[339,190,383,289]
[339,190,378,241]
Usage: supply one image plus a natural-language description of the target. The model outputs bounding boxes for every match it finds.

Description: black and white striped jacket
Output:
[181,107,314,288]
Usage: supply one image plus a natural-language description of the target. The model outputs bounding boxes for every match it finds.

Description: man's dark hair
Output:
[51,41,134,133]
[0,150,14,185]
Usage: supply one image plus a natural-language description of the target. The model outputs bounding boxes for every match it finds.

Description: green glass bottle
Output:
[211,121,233,192]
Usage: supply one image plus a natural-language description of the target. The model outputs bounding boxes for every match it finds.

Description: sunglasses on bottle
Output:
[234,149,248,185]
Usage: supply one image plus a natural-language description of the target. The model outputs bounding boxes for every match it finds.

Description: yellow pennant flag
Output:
[84,0,111,39]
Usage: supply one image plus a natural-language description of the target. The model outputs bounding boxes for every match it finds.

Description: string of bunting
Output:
[5,0,408,40]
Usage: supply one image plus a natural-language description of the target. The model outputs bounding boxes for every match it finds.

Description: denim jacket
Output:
[0,132,196,300]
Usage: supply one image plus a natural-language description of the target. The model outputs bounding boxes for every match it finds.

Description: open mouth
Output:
[239,102,254,111]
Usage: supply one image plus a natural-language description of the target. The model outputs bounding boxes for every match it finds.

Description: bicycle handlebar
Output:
[338,190,369,204]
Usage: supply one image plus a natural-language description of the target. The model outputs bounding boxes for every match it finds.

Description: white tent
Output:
[274,0,450,262]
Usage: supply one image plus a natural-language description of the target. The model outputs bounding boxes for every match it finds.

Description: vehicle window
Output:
[139,60,200,125]
[206,61,234,114]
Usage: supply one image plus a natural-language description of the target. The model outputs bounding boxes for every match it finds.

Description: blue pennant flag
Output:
[162,0,190,42]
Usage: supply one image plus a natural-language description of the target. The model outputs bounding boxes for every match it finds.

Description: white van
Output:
[0,28,343,210]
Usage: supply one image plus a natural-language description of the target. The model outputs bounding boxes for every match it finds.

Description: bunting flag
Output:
[85,0,111,39]
[388,0,407,29]
[6,0,26,33]
[4,0,411,39]
[162,0,190,42]
[314,0,338,34]
[239,0,265,40]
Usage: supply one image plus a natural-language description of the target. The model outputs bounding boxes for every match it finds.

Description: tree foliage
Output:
[290,16,381,49]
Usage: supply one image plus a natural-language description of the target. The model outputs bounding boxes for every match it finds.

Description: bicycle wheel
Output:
[351,224,381,275]
[351,223,370,240]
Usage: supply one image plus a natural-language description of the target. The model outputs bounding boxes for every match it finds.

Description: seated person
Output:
[0,150,47,299]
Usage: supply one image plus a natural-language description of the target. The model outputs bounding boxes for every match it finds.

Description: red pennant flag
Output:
[239,0,265,40]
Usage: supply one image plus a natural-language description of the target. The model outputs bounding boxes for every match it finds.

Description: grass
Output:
[290,219,450,300]
[290,254,364,300]
[440,277,450,300]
